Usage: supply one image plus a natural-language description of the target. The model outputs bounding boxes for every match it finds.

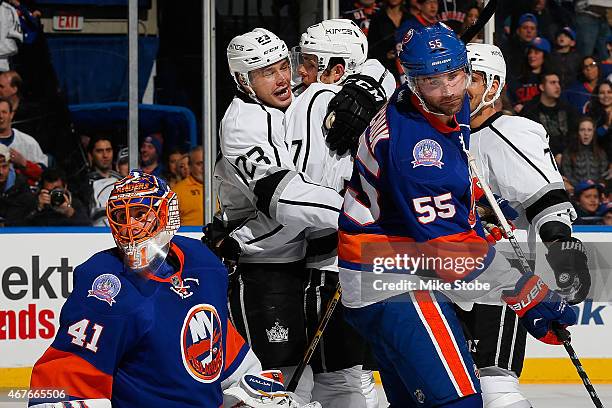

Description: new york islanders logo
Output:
[181,304,223,383]
[412,139,444,168]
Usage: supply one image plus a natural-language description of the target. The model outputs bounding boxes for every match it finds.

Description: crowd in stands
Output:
[0,0,610,228]
[0,0,206,228]
[342,0,612,224]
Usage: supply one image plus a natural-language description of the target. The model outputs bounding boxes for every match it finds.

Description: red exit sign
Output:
[52,13,84,31]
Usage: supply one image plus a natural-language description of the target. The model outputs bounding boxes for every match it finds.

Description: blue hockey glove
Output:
[502,274,577,345]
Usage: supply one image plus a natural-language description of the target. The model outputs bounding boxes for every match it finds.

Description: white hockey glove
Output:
[224,370,321,408]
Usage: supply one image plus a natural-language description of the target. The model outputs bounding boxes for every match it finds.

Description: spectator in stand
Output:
[72,135,121,226]
[0,1,22,72]
[173,145,203,226]
[575,0,611,61]
[459,6,482,42]
[508,36,550,113]
[368,0,411,82]
[178,154,190,180]
[572,179,604,225]
[525,0,573,44]
[0,71,20,109]
[549,27,581,88]
[561,116,608,194]
[522,71,579,161]
[563,56,602,114]
[586,80,612,139]
[139,133,163,177]
[342,0,381,35]
[0,143,35,226]
[115,147,129,178]
[0,97,45,185]
[437,0,472,33]
[602,35,612,81]
[502,13,539,81]
[162,146,187,188]
[26,167,91,226]
[598,202,612,226]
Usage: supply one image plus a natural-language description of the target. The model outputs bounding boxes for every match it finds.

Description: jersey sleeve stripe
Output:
[338,231,414,264]
[224,320,247,372]
[258,105,281,167]
[302,89,336,172]
[30,346,113,401]
[411,291,477,398]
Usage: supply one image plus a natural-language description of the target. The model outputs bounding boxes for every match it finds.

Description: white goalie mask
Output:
[467,43,507,117]
[106,170,180,273]
[227,28,290,98]
[293,18,368,85]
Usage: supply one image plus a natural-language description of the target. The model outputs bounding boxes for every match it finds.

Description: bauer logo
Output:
[181,304,223,383]
[412,139,444,168]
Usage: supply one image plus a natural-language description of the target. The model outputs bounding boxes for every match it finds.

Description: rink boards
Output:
[1,226,612,386]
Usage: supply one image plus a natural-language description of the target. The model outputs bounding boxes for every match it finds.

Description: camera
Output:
[49,188,66,207]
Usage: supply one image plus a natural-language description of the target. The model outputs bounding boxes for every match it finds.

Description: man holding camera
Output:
[26,167,90,226]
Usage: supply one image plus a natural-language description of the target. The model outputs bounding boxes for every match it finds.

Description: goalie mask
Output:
[293,18,368,86]
[106,170,180,272]
[467,43,507,117]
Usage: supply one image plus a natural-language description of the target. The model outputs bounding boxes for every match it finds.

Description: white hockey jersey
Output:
[0,2,21,72]
[469,112,576,257]
[215,91,344,263]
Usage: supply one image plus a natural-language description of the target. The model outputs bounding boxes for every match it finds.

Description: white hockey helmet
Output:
[467,43,506,117]
[227,28,289,94]
[297,18,368,84]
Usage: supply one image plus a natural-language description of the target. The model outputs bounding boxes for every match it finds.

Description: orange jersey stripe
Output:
[413,291,476,397]
[224,320,246,371]
[30,346,113,400]
[338,231,415,264]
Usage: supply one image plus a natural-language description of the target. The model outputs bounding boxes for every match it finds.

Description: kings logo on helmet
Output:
[181,304,224,383]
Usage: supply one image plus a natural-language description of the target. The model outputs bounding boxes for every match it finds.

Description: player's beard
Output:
[435,94,465,116]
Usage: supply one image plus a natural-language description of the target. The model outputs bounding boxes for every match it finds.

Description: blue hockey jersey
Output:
[338,87,495,306]
[30,235,258,407]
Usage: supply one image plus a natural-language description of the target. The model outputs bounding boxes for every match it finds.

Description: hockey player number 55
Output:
[68,319,104,353]
[413,193,456,224]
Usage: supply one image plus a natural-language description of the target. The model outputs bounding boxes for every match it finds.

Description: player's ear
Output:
[538,82,544,92]
[333,64,345,83]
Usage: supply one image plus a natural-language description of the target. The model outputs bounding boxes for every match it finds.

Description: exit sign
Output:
[53,13,83,31]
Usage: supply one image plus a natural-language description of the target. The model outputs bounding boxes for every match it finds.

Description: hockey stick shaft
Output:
[286,282,342,392]
[460,0,498,43]
[466,152,604,408]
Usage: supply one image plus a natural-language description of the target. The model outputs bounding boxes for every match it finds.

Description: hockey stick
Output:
[466,152,605,408]
[460,0,498,43]
[286,282,343,392]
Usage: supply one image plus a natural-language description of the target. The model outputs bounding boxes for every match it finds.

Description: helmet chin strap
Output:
[470,80,496,118]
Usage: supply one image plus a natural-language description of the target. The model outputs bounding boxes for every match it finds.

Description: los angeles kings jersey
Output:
[215,91,343,263]
[29,236,260,407]
[469,112,575,257]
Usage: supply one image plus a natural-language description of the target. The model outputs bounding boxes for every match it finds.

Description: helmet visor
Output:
[409,66,471,97]
[291,46,319,88]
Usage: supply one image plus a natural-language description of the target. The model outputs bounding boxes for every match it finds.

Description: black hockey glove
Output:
[324,74,386,155]
[545,237,590,305]
[202,221,241,276]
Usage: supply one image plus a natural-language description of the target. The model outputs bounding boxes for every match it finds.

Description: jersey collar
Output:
[146,242,185,285]
[471,111,504,133]
[411,94,460,134]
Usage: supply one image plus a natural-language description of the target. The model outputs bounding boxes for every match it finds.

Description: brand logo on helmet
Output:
[491,49,503,57]
[431,58,452,66]
[229,43,244,51]
[263,45,280,55]
[88,274,121,306]
[412,139,444,169]
[325,28,354,35]
[181,304,224,383]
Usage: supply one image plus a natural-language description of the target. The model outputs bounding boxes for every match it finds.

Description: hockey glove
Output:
[224,370,322,408]
[502,274,577,345]
[202,223,241,276]
[476,194,518,243]
[546,237,590,304]
[324,74,386,155]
